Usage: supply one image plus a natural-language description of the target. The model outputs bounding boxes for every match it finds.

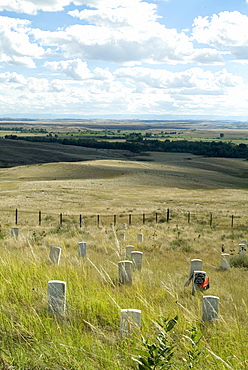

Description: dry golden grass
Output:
[0,148,247,219]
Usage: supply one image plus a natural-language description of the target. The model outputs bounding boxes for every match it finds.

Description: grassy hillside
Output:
[0,139,247,369]
[0,138,136,168]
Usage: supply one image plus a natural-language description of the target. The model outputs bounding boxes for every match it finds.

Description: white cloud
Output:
[0,0,120,15]
[33,19,222,65]
[192,11,248,60]
[114,66,243,93]
[0,2,224,67]
[0,67,246,117]
[92,67,114,81]
[0,71,27,84]
[69,0,159,28]
[44,59,92,80]
[8,56,36,68]
[0,0,72,15]
[0,16,48,67]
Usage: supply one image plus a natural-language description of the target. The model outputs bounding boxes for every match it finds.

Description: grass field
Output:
[0,137,247,369]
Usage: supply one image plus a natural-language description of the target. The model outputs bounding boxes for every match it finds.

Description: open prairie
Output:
[0,137,248,369]
[0,139,247,217]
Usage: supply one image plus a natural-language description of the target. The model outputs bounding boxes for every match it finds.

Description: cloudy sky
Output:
[1,0,248,119]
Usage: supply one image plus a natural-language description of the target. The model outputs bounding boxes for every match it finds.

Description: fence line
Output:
[0,208,246,229]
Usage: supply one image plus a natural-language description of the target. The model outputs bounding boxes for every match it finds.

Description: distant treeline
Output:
[0,126,47,133]
[4,134,248,158]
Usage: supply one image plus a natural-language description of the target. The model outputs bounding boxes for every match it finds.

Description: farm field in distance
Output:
[0,119,247,369]
[1,118,248,143]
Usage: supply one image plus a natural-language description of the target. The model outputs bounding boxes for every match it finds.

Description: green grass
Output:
[0,221,247,369]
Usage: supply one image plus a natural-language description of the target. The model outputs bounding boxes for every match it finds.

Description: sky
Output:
[1,0,248,120]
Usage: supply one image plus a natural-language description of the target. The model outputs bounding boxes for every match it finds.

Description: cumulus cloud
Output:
[44,59,92,80]
[0,0,111,15]
[69,0,159,28]
[0,0,73,15]
[32,14,222,65]
[8,56,36,68]
[0,2,225,66]
[115,66,243,93]
[0,16,49,67]
[0,71,27,84]
[192,11,248,60]
[0,66,246,117]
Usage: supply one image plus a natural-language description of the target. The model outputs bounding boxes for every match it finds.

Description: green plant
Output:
[133,316,178,369]
[230,255,248,269]
[182,327,202,369]
[169,238,194,253]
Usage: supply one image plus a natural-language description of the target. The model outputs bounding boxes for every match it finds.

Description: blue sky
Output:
[1,0,248,119]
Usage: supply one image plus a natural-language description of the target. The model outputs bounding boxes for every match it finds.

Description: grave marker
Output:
[49,246,62,264]
[78,242,86,257]
[11,227,19,238]
[189,259,203,277]
[48,280,66,316]
[119,233,125,242]
[120,309,141,337]
[137,233,143,243]
[126,245,135,259]
[220,253,230,270]
[202,295,219,322]
[238,243,247,257]
[192,270,208,295]
[118,261,133,284]
[131,251,143,270]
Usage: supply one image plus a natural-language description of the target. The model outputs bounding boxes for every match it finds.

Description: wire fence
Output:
[0,208,247,230]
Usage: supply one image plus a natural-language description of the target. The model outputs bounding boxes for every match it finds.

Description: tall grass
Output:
[0,220,247,369]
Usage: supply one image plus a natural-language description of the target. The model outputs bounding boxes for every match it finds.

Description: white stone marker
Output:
[118,260,133,284]
[120,309,141,337]
[131,251,143,270]
[49,246,62,264]
[189,259,203,277]
[126,245,135,259]
[202,295,220,322]
[192,270,206,295]
[78,242,86,257]
[122,223,127,230]
[119,233,125,242]
[220,253,230,270]
[137,233,144,243]
[238,243,247,257]
[48,280,66,315]
[11,227,19,238]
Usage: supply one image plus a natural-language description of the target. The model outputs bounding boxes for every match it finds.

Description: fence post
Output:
[79,214,82,228]
[231,215,234,228]
[60,213,63,226]
[166,208,170,223]
[188,212,190,224]
[114,214,117,226]
[128,214,132,225]
[39,211,41,226]
[15,209,18,225]
[97,215,100,227]
[155,212,158,223]
[210,213,213,227]
[142,213,145,224]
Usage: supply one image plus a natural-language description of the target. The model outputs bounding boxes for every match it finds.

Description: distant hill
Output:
[0,138,135,168]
